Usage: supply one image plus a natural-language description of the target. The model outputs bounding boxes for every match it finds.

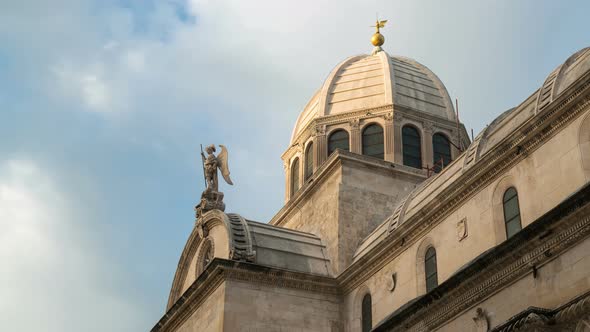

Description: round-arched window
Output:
[402,125,422,169]
[291,158,300,196]
[362,124,384,159]
[425,247,438,292]
[328,130,349,156]
[433,133,452,173]
[503,187,522,239]
[305,143,314,181]
[361,293,372,332]
[197,240,214,276]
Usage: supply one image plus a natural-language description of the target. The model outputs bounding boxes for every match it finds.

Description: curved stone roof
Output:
[290,51,456,143]
[353,46,590,261]
[215,213,332,276]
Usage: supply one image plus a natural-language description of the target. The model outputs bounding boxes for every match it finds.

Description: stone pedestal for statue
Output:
[195,190,226,220]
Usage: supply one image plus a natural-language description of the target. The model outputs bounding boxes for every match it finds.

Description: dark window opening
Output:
[362,124,384,159]
[402,126,422,169]
[291,158,300,196]
[503,187,522,239]
[328,130,349,156]
[305,143,313,181]
[425,247,438,292]
[432,133,452,173]
[361,293,372,332]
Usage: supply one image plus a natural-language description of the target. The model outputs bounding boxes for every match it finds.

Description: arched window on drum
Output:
[290,158,300,196]
[362,124,384,159]
[402,125,422,169]
[304,143,314,181]
[328,130,349,156]
[432,133,452,173]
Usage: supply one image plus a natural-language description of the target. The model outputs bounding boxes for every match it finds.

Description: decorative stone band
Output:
[151,259,339,332]
[490,291,590,331]
[226,213,256,262]
[372,182,590,332]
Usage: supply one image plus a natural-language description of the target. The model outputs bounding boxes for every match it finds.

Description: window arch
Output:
[432,133,452,173]
[361,293,372,332]
[503,187,522,239]
[291,158,300,196]
[305,143,313,181]
[425,247,438,293]
[402,125,422,169]
[328,129,349,156]
[197,239,215,277]
[362,124,384,159]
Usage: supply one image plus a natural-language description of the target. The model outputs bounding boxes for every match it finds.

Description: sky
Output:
[0,1,589,331]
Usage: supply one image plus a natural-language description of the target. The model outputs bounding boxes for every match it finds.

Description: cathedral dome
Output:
[290,50,456,144]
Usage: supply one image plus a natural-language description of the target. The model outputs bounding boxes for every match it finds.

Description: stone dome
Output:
[290,50,456,143]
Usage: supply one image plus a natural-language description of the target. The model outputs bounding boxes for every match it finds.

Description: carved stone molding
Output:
[383,112,394,122]
[349,118,361,130]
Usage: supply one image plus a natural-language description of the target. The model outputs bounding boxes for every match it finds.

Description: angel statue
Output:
[196,144,233,220]
[201,144,233,193]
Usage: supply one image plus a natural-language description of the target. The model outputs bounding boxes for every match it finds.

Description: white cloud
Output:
[0,159,148,332]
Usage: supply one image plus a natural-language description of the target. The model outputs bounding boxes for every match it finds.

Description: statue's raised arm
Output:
[217,145,233,185]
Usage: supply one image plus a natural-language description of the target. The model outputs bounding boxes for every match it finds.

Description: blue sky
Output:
[1,1,588,331]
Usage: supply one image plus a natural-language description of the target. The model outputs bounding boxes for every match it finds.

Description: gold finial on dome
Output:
[370,17,388,55]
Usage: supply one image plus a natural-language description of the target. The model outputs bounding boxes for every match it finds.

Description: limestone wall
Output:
[176,282,225,332]
[280,155,423,274]
[223,280,341,331]
[439,236,590,331]
[343,107,590,331]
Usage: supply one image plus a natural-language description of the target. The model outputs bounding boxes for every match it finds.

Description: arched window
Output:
[362,124,384,159]
[503,187,522,239]
[305,143,313,181]
[197,240,214,276]
[432,133,452,173]
[328,130,349,156]
[291,158,300,196]
[361,293,372,332]
[402,125,422,169]
[425,247,438,292]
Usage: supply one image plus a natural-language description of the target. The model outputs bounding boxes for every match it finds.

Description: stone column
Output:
[350,119,361,154]
[283,159,290,203]
[384,112,394,162]
[393,112,403,163]
[423,122,434,169]
[314,125,327,167]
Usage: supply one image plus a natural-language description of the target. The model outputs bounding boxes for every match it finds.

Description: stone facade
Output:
[152,47,590,332]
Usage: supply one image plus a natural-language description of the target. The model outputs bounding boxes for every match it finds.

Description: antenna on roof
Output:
[455,98,463,152]
[471,128,474,142]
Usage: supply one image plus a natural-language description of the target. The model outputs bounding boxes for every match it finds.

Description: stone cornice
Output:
[337,69,590,293]
[282,105,394,160]
[283,103,470,161]
[152,259,339,332]
[271,150,426,228]
[372,182,590,331]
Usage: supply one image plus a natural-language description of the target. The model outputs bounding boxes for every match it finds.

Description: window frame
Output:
[290,157,300,196]
[361,293,372,332]
[503,187,522,239]
[432,132,452,173]
[362,123,385,160]
[402,125,423,169]
[304,142,314,181]
[328,129,350,156]
[424,246,438,293]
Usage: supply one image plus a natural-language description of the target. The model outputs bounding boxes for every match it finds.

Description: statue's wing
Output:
[217,145,234,185]
[379,20,388,27]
